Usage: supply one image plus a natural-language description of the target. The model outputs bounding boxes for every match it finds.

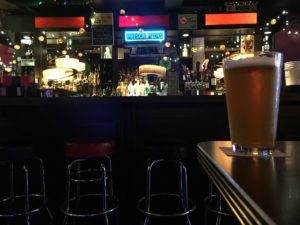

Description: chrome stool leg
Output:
[23,165,30,225]
[100,163,109,225]
[179,162,192,225]
[203,180,234,225]
[143,159,162,225]
[7,164,14,225]
[216,194,222,225]
[62,162,72,225]
[106,156,114,199]
[38,158,54,222]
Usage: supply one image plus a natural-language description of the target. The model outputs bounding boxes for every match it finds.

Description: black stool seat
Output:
[137,142,196,225]
[0,144,53,225]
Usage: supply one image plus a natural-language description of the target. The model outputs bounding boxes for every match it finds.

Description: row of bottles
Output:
[183,62,216,95]
[39,61,169,97]
[115,64,168,96]
[40,61,114,97]
[115,79,168,96]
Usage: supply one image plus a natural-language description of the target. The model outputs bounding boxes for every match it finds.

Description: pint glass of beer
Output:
[223,52,283,155]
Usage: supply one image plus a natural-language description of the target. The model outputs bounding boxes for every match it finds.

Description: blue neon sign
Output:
[124,30,165,42]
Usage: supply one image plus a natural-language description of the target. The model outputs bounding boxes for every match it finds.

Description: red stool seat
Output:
[64,137,115,158]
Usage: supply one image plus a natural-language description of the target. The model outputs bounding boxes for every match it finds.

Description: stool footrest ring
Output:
[203,196,233,217]
[61,193,119,217]
[0,194,48,217]
[137,193,196,217]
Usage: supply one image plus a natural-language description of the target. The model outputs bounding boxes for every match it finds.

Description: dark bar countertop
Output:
[197,141,300,225]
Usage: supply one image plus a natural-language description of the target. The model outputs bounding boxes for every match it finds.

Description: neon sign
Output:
[119,16,169,27]
[124,30,165,42]
[205,13,257,26]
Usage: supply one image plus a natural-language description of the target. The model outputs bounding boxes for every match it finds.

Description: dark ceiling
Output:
[1,0,300,14]
[0,0,299,43]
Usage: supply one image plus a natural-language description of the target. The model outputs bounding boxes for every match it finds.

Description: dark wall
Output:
[274,24,300,63]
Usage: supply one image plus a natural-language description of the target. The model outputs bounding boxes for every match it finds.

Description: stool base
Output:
[61,158,119,225]
[0,157,53,225]
[203,181,234,225]
[137,159,196,225]
[61,193,119,217]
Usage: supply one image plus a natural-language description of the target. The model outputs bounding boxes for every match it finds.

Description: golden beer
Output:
[223,52,282,150]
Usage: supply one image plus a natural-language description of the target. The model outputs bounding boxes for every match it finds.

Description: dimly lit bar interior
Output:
[0,0,300,224]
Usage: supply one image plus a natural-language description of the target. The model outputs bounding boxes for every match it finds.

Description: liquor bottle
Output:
[144,80,150,95]
[204,66,211,90]
[195,61,201,81]
[209,64,216,90]
[182,44,189,57]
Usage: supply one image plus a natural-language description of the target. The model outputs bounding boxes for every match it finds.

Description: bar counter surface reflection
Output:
[197,141,300,225]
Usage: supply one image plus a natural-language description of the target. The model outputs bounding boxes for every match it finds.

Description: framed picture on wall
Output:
[102,45,112,59]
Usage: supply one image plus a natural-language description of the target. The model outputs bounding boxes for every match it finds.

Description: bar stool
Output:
[137,142,196,225]
[0,144,53,225]
[61,137,119,225]
[203,180,235,225]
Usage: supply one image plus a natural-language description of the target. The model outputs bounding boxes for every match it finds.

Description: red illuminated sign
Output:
[119,15,169,27]
[205,13,257,26]
[35,17,85,28]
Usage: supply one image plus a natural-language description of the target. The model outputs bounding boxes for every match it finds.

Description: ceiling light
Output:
[120,9,126,15]
[270,19,277,25]
[38,35,45,42]
[90,17,95,24]
[14,44,21,50]
[79,28,85,34]
[182,33,189,37]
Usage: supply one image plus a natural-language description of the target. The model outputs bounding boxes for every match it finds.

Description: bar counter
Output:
[0,92,300,224]
[197,141,300,225]
[0,92,300,143]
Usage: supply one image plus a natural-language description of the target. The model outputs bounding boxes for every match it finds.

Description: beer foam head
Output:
[223,52,282,69]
